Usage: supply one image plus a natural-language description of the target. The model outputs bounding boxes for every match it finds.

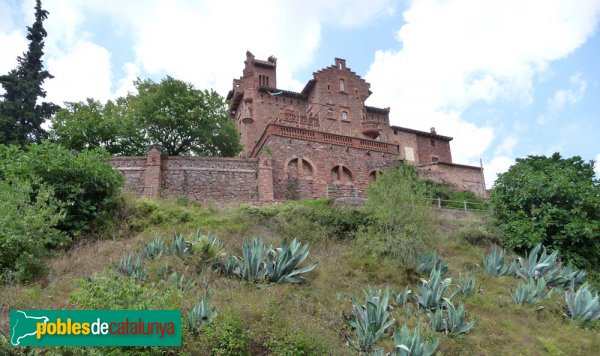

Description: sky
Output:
[1,0,599,187]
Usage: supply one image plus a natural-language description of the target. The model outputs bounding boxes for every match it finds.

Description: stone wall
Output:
[108,156,146,195]
[417,162,487,197]
[109,150,264,204]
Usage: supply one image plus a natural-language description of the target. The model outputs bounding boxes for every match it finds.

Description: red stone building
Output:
[226,51,486,200]
[110,51,486,204]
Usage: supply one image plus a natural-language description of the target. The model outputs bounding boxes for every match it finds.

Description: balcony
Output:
[361,121,380,139]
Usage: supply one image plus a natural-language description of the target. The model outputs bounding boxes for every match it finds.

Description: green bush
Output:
[357,163,435,263]
[70,269,182,309]
[453,219,500,245]
[0,179,66,283]
[0,141,124,237]
[243,199,368,242]
[201,312,250,355]
[491,153,600,268]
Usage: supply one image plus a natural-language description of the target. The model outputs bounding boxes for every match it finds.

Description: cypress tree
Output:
[0,0,59,145]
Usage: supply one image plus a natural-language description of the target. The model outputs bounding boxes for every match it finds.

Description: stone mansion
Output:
[110,51,486,203]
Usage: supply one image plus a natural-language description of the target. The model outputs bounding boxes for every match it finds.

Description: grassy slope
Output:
[1,198,599,355]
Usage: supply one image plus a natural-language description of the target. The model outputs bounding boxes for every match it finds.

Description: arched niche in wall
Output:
[331,164,354,185]
[286,157,315,180]
[367,170,383,183]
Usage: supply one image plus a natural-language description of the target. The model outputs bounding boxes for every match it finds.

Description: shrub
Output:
[428,300,475,334]
[0,179,66,283]
[416,268,457,311]
[266,239,318,283]
[70,269,182,309]
[358,163,435,264]
[258,199,368,242]
[491,153,600,269]
[454,219,500,245]
[202,312,250,355]
[0,141,124,237]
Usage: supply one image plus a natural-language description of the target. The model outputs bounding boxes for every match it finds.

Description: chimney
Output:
[430,127,436,134]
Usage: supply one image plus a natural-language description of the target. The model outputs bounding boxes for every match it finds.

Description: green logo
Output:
[10,310,181,346]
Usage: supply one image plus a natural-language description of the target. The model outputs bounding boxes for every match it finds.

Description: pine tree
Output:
[0,0,59,145]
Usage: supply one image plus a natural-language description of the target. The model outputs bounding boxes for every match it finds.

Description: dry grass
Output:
[1,200,599,355]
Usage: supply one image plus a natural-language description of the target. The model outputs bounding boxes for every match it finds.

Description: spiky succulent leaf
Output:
[565,283,600,321]
[347,287,394,352]
[391,324,439,356]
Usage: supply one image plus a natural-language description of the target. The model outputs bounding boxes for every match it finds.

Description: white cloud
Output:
[547,72,588,113]
[494,136,518,157]
[0,30,27,76]
[44,41,113,104]
[365,0,600,170]
[485,156,514,188]
[1,0,396,103]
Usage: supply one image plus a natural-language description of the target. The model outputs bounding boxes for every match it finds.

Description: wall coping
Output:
[417,162,482,171]
[250,124,400,158]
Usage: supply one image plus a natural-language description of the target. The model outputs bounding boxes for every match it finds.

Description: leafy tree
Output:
[50,77,242,157]
[491,153,600,268]
[0,0,58,145]
[51,98,144,155]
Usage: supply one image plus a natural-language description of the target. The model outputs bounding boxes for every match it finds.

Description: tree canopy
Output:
[51,77,242,157]
[0,0,58,145]
[491,153,600,268]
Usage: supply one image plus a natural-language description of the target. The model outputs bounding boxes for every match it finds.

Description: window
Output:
[338,62,343,70]
[327,109,334,119]
[327,84,330,91]
[430,139,436,147]
[339,79,345,92]
[432,156,439,163]
[341,111,348,121]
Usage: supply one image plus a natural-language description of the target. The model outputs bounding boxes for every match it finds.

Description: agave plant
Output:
[444,301,475,334]
[238,237,270,282]
[514,244,559,280]
[483,246,516,276]
[266,239,318,283]
[170,271,196,291]
[416,268,456,311]
[545,264,587,289]
[565,283,600,322]
[346,287,395,352]
[427,308,445,332]
[172,233,190,257]
[144,237,169,259]
[158,262,172,279]
[112,254,147,282]
[186,290,217,334]
[457,273,476,299]
[220,253,240,277]
[190,232,223,261]
[415,252,448,276]
[511,277,552,305]
[392,286,412,307]
[390,324,439,356]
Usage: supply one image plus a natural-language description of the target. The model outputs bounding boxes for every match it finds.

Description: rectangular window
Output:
[339,79,345,92]
[342,111,348,121]
[327,109,334,119]
[430,139,436,147]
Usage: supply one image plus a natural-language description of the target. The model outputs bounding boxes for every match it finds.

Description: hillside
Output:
[1,197,599,355]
